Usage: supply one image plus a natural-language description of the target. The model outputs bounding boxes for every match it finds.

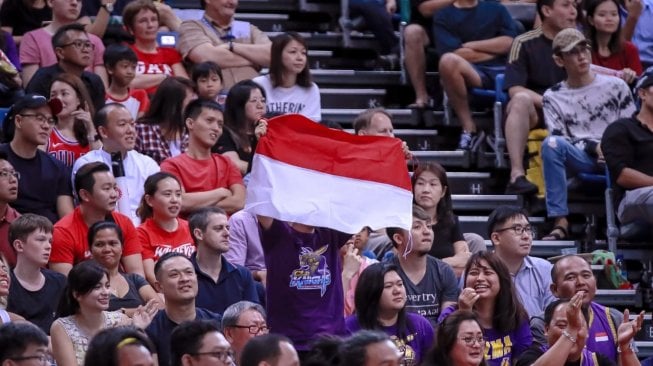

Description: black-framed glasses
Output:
[495,225,533,236]
[59,40,95,50]
[0,170,19,180]
[191,349,235,363]
[18,113,56,126]
[231,324,270,334]
[10,354,50,365]
[459,336,486,345]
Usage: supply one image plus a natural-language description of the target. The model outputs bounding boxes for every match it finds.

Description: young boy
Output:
[104,44,150,120]
[191,61,225,105]
[6,214,66,334]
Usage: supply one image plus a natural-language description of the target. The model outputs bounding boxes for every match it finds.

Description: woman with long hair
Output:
[50,261,157,366]
[585,0,642,84]
[438,252,532,366]
[345,262,434,366]
[412,162,484,276]
[135,76,196,163]
[424,310,487,366]
[213,79,266,174]
[136,172,193,285]
[47,73,101,166]
[253,32,321,121]
[122,0,189,95]
[88,221,161,315]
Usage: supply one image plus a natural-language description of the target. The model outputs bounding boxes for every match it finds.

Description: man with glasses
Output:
[171,320,235,366]
[0,151,21,267]
[540,28,636,241]
[0,322,51,365]
[487,206,554,318]
[25,23,106,112]
[0,94,73,224]
[222,301,268,365]
[188,207,259,315]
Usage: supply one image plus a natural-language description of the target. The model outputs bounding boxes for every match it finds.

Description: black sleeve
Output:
[25,70,50,97]
[213,130,238,154]
[514,346,544,366]
[602,120,634,186]
[595,353,617,366]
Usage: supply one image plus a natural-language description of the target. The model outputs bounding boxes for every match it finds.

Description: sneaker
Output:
[505,175,538,195]
[457,130,484,151]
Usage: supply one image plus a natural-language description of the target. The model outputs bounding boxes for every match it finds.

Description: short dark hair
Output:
[550,254,592,284]
[74,162,111,199]
[170,320,222,366]
[387,205,430,248]
[353,108,392,134]
[183,98,223,123]
[154,252,191,279]
[0,322,49,363]
[544,298,570,326]
[84,326,155,366]
[94,103,128,129]
[269,32,312,88]
[52,23,87,51]
[486,206,529,239]
[340,331,391,366]
[240,334,293,366]
[188,207,227,245]
[103,43,138,68]
[9,214,53,253]
[88,220,124,250]
[191,61,223,84]
[537,0,558,20]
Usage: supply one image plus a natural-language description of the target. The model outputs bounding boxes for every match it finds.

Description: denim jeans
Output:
[541,136,602,217]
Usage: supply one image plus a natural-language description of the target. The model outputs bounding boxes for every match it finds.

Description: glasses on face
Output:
[192,349,235,363]
[0,170,19,180]
[10,354,50,365]
[18,113,56,126]
[232,324,270,334]
[495,225,533,236]
[459,336,486,346]
[59,40,95,50]
[561,44,591,57]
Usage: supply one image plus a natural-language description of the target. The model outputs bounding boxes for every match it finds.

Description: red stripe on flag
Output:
[255,114,412,191]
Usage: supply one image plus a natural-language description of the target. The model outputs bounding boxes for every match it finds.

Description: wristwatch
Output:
[101,2,114,13]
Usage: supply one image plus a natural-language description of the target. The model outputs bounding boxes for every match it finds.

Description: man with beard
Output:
[386,205,459,325]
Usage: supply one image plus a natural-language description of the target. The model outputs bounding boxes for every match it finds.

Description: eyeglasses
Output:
[10,354,50,365]
[191,350,235,363]
[459,336,486,345]
[231,324,270,334]
[18,114,56,126]
[495,225,533,236]
[0,170,19,180]
[59,40,95,50]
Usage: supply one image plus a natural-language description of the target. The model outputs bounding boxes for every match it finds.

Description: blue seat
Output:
[0,108,9,129]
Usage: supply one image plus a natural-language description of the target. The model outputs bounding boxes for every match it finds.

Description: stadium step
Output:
[321,88,386,109]
[452,194,522,211]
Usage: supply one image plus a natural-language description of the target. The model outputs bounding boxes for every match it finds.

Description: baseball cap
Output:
[553,28,589,54]
[2,94,62,142]
[635,66,653,90]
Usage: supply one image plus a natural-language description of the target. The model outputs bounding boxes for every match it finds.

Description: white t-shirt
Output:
[253,75,322,121]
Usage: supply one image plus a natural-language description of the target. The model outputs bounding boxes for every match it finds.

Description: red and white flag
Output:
[245,114,412,234]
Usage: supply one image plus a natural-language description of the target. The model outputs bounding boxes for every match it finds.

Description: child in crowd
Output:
[192,61,225,106]
[136,172,193,286]
[104,44,150,120]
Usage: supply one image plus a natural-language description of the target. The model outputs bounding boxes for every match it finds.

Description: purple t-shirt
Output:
[345,312,434,366]
[439,305,533,366]
[261,219,350,350]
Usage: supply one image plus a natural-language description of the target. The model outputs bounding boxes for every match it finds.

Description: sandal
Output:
[408,98,434,109]
[542,225,569,241]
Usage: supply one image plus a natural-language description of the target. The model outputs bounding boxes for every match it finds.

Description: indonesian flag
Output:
[245,114,413,234]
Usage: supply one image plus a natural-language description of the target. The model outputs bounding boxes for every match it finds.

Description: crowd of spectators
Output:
[0,0,651,364]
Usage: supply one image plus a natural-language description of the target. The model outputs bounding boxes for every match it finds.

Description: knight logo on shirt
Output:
[595,332,609,342]
[289,245,331,296]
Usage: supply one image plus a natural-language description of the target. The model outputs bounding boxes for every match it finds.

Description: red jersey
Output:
[106,88,150,120]
[130,45,183,95]
[160,153,243,194]
[138,218,194,260]
[46,128,90,167]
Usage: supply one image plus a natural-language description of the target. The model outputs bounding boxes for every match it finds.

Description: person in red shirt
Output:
[122,0,189,95]
[50,161,144,276]
[137,171,194,286]
[0,151,20,267]
[160,99,244,215]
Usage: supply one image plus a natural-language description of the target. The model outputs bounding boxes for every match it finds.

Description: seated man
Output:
[0,151,20,267]
[73,103,160,226]
[0,322,50,364]
[0,94,73,223]
[161,99,245,214]
[170,320,234,366]
[540,29,636,240]
[177,0,270,89]
[602,69,653,226]
[240,334,299,366]
[340,330,403,366]
[434,0,517,150]
[222,301,269,364]
[50,162,143,276]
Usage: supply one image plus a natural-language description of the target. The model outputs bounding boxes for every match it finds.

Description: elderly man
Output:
[222,301,268,365]
[177,0,270,89]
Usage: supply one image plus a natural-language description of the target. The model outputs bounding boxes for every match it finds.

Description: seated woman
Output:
[345,262,434,366]
[0,255,24,324]
[253,32,321,121]
[47,73,102,166]
[83,326,156,366]
[137,172,193,286]
[50,261,157,366]
[424,310,487,366]
[89,221,161,315]
[122,0,189,95]
[585,0,642,84]
[438,252,532,366]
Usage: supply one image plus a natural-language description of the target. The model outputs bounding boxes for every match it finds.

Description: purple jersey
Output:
[586,302,618,362]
